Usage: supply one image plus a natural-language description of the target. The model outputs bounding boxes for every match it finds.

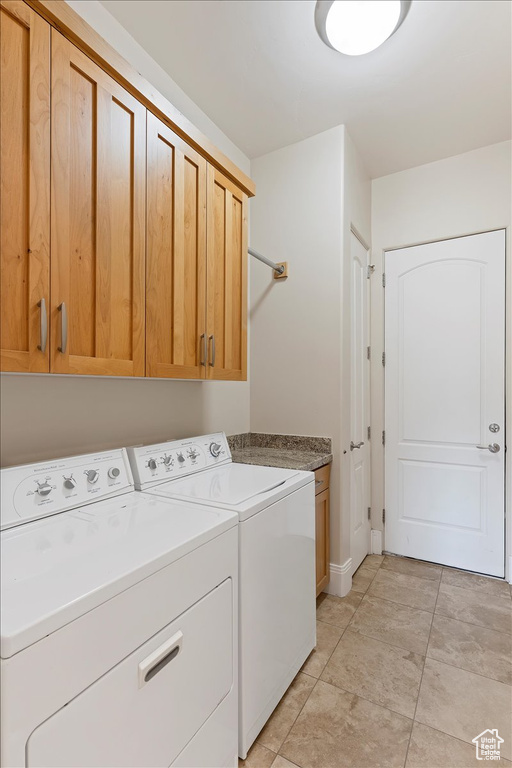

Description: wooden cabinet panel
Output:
[50,31,145,376]
[146,112,207,379]
[206,167,247,381]
[315,488,330,596]
[314,464,331,596]
[0,0,50,372]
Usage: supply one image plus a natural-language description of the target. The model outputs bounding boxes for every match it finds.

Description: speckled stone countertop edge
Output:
[227,433,333,472]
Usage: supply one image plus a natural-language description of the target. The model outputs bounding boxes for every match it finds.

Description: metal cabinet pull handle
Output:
[350,441,364,451]
[200,333,207,366]
[315,479,324,488]
[209,334,215,366]
[58,302,67,353]
[476,443,500,454]
[37,298,47,353]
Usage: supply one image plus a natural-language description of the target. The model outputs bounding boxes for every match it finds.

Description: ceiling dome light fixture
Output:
[315,0,411,56]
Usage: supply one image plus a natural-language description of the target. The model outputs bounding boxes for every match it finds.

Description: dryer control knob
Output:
[147,458,157,471]
[209,442,222,458]
[177,452,185,464]
[63,475,76,490]
[36,481,52,497]
[108,467,121,479]
[86,470,99,484]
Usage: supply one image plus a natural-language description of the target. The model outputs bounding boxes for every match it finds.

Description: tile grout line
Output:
[402,567,442,767]
[422,654,512,687]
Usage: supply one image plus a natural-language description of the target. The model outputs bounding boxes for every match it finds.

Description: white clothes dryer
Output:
[127,433,316,758]
[1,448,238,768]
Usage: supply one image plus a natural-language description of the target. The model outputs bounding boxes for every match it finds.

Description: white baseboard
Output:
[324,558,352,597]
[371,530,383,555]
[508,555,512,584]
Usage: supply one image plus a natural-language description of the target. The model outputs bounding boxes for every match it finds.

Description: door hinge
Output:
[382,273,386,288]
[367,425,371,440]
[367,346,371,360]
[367,507,371,520]
[382,352,386,367]
[367,264,376,279]
[382,430,386,446]
[382,509,386,524]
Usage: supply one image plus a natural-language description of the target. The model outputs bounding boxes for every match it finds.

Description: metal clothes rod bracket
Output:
[248,247,288,280]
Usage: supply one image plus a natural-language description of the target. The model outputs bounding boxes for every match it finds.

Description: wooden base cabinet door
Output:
[206,167,247,381]
[50,31,145,377]
[0,1,50,372]
[146,112,207,379]
[315,487,330,596]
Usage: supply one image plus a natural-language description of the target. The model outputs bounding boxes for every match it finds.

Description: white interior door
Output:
[385,230,505,577]
[350,232,371,572]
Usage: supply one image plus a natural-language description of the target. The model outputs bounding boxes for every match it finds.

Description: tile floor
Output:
[240,555,512,768]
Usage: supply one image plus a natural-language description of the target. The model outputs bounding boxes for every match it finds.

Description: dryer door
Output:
[27,579,233,767]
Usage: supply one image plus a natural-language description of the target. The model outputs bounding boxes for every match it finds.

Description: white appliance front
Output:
[127,434,317,758]
[1,449,239,768]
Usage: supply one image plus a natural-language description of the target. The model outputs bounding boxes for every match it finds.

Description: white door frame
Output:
[369,227,511,582]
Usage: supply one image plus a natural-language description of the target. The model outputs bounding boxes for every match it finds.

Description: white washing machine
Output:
[127,433,316,758]
[1,448,238,768]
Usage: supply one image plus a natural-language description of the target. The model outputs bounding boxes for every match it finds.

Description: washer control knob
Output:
[108,467,121,479]
[209,442,222,458]
[177,452,185,464]
[147,458,157,471]
[163,455,173,467]
[188,449,199,460]
[36,480,52,497]
[63,475,76,490]
[86,469,99,484]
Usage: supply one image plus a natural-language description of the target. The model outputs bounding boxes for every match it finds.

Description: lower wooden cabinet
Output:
[314,464,331,596]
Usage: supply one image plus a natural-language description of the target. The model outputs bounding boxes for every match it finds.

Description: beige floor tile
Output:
[428,614,512,684]
[239,743,276,768]
[436,583,512,635]
[382,556,442,582]
[415,658,512,760]
[405,722,512,768]
[351,566,377,594]
[367,569,439,612]
[349,595,433,654]
[256,673,316,753]
[321,629,424,718]
[301,620,343,678]
[441,568,511,599]
[362,554,384,570]
[315,591,363,629]
[280,680,413,768]
[271,757,299,768]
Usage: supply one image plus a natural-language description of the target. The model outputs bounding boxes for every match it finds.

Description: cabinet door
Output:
[206,167,247,381]
[51,32,145,376]
[315,489,330,596]
[0,1,50,372]
[146,112,207,379]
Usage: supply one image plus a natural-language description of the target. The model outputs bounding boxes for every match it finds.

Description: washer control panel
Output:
[1,449,133,530]
[127,433,231,490]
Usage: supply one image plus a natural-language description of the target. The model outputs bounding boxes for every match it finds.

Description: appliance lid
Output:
[1,492,237,659]
[150,463,301,506]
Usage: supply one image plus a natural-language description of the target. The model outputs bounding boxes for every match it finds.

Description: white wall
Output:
[0,1,251,468]
[370,140,512,576]
[250,126,371,580]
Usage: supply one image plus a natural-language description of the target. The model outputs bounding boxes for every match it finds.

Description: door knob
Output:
[476,443,500,453]
[350,441,364,451]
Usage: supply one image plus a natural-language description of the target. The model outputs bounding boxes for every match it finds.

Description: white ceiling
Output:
[100,0,511,178]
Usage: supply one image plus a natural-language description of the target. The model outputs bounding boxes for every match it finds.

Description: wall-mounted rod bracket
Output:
[249,247,288,280]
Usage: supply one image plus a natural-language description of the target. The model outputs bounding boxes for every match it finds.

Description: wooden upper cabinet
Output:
[146,112,207,379]
[0,1,50,372]
[206,167,248,381]
[50,31,146,376]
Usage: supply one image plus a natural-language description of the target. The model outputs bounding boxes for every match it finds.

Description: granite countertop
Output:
[228,433,332,472]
